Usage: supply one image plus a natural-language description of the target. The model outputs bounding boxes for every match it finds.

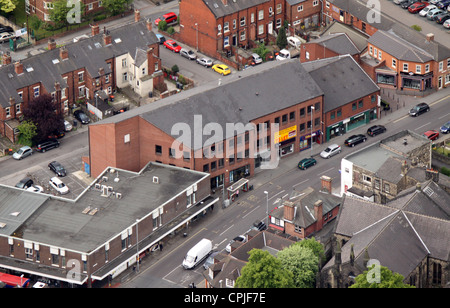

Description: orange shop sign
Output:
[274,125,297,144]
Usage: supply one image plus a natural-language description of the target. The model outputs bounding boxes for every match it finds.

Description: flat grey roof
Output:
[13,162,208,253]
[345,141,401,173]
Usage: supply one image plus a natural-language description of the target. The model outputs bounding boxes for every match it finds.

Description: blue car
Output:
[156,33,166,45]
[440,121,450,134]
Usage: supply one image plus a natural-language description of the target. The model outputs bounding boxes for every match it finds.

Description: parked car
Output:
[408,1,429,13]
[251,53,262,65]
[440,121,450,133]
[154,12,177,26]
[320,144,341,159]
[212,64,231,76]
[344,134,367,147]
[401,0,416,9]
[427,8,444,20]
[0,24,13,33]
[155,33,166,45]
[13,146,33,160]
[367,125,387,136]
[49,177,69,194]
[180,48,197,60]
[409,102,430,116]
[182,238,212,269]
[26,185,44,193]
[225,235,247,253]
[163,39,182,53]
[394,0,408,4]
[196,57,213,67]
[15,177,33,189]
[436,0,450,9]
[48,161,67,177]
[420,4,437,15]
[203,251,220,270]
[423,130,440,140]
[435,12,450,23]
[74,110,90,124]
[48,130,65,139]
[0,32,15,43]
[64,120,73,132]
[287,36,301,49]
[252,220,267,231]
[298,157,317,170]
[444,18,450,28]
[276,49,291,60]
[36,138,59,153]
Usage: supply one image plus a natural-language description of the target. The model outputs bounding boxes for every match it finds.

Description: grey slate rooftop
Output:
[203,0,271,18]
[309,33,361,56]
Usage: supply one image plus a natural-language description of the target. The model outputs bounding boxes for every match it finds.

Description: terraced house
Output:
[0,17,162,143]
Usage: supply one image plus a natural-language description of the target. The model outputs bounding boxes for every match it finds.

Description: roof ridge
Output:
[401,211,430,254]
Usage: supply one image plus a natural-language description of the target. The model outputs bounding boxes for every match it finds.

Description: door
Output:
[438,76,443,89]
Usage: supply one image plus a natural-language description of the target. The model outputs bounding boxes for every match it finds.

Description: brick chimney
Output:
[48,38,56,50]
[14,61,23,75]
[103,31,112,46]
[426,33,434,42]
[283,201,295,222]
[221,0,228,5]
[314,200,323,231]
[134,9,140,22]
[146,18,152,31]
[9,96,15,106]
[91,24,99,36]
[320,175,332,193]
[2,52,11,65]
[60,47,68,60]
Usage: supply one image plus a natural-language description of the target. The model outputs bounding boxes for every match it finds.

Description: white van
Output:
[287,36,301,49]
[182,238,213,269]
[251,53,262,64]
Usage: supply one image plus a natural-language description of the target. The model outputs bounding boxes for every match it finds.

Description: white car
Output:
[287,36,301,49]
[180,48,197,60]
[444,19,450,28]
[26,185,44,193]
[276,49,291,60]
[64,120,73,132]
[0,32,15,43]
[320,144,341,159]
[225,235,246,253]
[49,177,69,194]
[419,4,437,16]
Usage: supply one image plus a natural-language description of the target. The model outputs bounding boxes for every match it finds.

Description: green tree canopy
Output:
[17,120,37,147]
[0,0,16,13]
[277,242,320,288]
[276,25,287,49]
[103,0,131,16]
[235,249,295,288]
[296,237,325,264]
[350,264,415,288]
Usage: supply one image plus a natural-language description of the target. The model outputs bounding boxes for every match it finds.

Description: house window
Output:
[155,145,162,155]
[392,59,396,69]
[425,64,430,73]
[374,179,380,189]
[447,58,450,69]
[313,0,319,6]
[224,22,229,32]
[363,174,372,184]
[369,46,373,55]
[233,19,237,29]
[352,102,357,110]
[276,4,282,14]
[142,67,146,75]
[88,3,93,10]
[403,63,408,72]
[358,100,363,108]
[78,71,84,82]
[276,18,282,28]
[258,9,264,20]
[224,36,230,47]
[337,109,342,117]
[305,51,310,60]
[105,74,110,83]
[251,13,255,23]
[218,24,222,35]
[240,30,246,41]
[5,107,10,118]
[16,103,21,114]
[297,5,303,12]
[384,183,390,194]
[122,58,127,68]
[240,16,246,26]
[122,72,128,82]
[34,86,40,97]
[18,91,23,100]
[439,61,443,71]
[378,50,382,60]
[269,7,273,16]
[78,86,85,97]
[416,65,421,74]
[330,111,335,120]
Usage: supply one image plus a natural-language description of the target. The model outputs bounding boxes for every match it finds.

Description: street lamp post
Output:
[310,106,315,157]
[264,191,269,226]
[195,23,198,51]
[136,219,140,273]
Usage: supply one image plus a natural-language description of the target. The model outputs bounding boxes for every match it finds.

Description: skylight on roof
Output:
[52,59,60,64]
[114,38,122,44]
[26,67,34,72]
[95,42,102,49]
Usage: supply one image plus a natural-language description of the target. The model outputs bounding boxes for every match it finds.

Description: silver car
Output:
[13,146,33,160]
[196,57,213,67]
[180,48,197,60]
[320,144,341,159]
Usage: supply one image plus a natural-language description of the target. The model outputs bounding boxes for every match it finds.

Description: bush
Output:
[158,20,167,31]
[411,25,422,32]
[441,167,450,177]
[167,26,175,34]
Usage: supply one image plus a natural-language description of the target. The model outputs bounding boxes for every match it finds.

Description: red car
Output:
[408,2,429,13]
[423,130,439,141]
[163,39,182,53]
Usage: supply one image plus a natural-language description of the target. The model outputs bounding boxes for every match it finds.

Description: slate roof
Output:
[310,33,361,56]
[320,21,369,52]
[302,55,379,113]
[0,20,158,108]
[325,180,450,278]
[203,0,271,18]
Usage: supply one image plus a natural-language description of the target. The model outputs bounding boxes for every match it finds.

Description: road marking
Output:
[438,113,450,120]
[242,206,259,219]
[393,115,408,123]
[268,190,285,201]
[415,122,431,131]
[319,167,335,176]
[220,225,234,236]
[293,179,309,188]
[429,95,450,106]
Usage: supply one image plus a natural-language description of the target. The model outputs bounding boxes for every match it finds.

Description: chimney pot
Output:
[103,32,112,46]
[60,47,68,60]
[2,52,11,65]
[426,33,434,42]
[14,61,23,75]
[320,175,332,193]
[146,18,152,31]
[91,24,99,36]
[283,201,295,222]
[135,9,140,22]
[48,38,56,50]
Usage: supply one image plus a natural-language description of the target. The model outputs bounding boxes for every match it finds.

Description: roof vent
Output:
[0,222,6,229]
[153,176,159,184]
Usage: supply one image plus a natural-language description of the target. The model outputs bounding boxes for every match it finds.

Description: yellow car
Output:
[212,64,231,76]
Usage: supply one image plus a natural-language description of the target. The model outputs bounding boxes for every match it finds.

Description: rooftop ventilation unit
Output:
[102,176,108,182]
[153,176,159,184]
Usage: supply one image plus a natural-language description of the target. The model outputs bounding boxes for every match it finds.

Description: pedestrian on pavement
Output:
[159,242,163,251]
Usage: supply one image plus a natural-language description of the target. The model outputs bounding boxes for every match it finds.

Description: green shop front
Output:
[325,109,377,141]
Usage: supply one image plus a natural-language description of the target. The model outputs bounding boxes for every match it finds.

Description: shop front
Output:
[326,122,346,142]
[299,130,321,152]
[400,72,433,92]
[229,165,250,184]
[274,125,297,157]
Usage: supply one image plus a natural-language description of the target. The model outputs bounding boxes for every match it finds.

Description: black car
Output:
[15,177,33,189]
[367,125,386,137]
[401,0,415,8]
[0,25,14,33]
[36,138,60,153]
[409,102,430,117]
[435,13,450,24]
[344,134,367,147]
[48,161,67,177]
[74,110,90,124]
[252,220,267,231]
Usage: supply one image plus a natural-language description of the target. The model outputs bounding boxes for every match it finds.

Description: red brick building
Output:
[26,0,104,23]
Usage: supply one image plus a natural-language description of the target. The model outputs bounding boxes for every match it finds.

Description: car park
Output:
[15,177,33,189]
[225,235,247,253]
[427,8,444,20]
[49,177,69,194]
[196,57,213,67]
[0,32,15,43]
[26,185,44,193]
[180,48,197,60]
[154,12,177,26]
[408,2,429,13]
[74,110,90,124]
[367,125,387,136]
[13,146,33,160]
[251,53,262,64]
[320,144,341,159]
[212,64,231,75]
[163,39,181,53]
[420,4,437,15]
[423,130,439,140]
[298,157,317,169]
[435,12,450,23]
[64,120,73,132]
[155,33,166,45]
[440,121,450,133]
[409,102,430,116]
[344,134,367,147]
[48,161,67,177]
[36,138,59,153]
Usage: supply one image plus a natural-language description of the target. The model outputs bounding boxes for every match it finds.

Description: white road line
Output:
[438,113,450,120]
[219,225,234,236]
[319,167,335,176]
[268,190,285,201]
[414,122,431,131]
[242,206,259,219]
[293,179,309,188]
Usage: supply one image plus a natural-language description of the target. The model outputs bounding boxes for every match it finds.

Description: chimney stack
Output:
[134,9,140,22]
[48,38,56,50]
[320,175,332,193]
[60,47,68,60]
[91,24,100,36]
[14,61,23,75]
[9,96,15,106]
[314,200,323,231]
[283,201,295,222]
[426,33,434,42]
[146,18,152,31]
[103,31,112,46]
[2,52,11,65]
[221,0,228,5]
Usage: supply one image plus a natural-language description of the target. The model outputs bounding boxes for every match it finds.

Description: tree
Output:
[276,25,287,49]
[235,249,295,288]
[296,237,325,264]
[350,265,415,288]
[103,0,131,16]
[253,42,270,62]
[49,0,85,29]
[0,0,15,13]
[277,242,320,288]
[22,94,64,143]
[17,120,37,146]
